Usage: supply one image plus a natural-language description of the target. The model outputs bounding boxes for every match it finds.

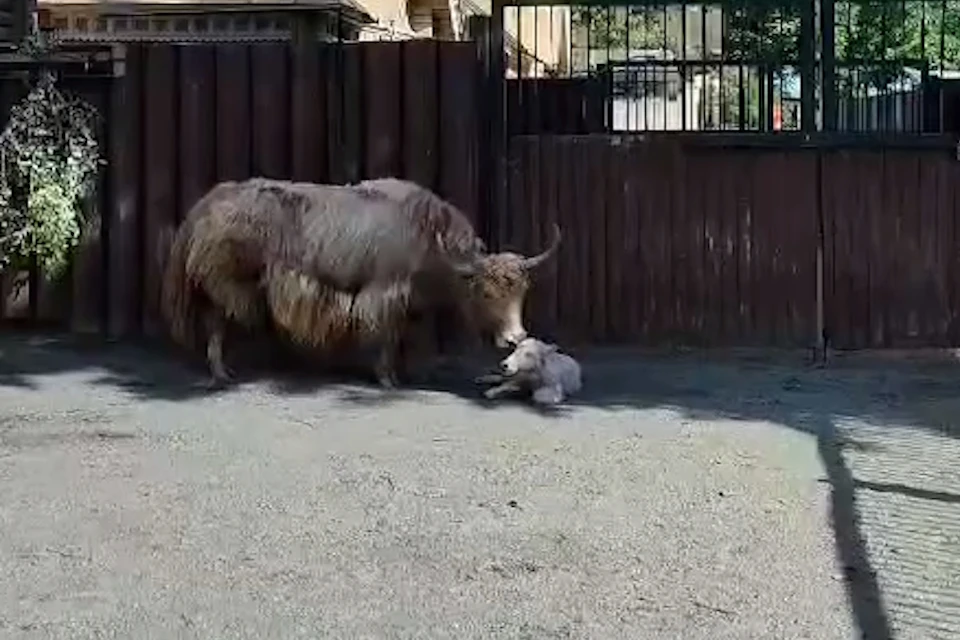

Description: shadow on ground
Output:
[2,331,959,640]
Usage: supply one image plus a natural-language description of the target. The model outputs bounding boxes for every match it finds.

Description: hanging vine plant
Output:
[0,58,104,278]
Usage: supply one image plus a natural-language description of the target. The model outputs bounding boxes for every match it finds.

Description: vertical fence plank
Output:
[862,151,885,347]
[363,41,402,180]
[832,152,855,347]
[880,151,902,346]
[918,155,941,345]
[323,43,345,184]
[439,42,480,226]
[724,155,743,343]
[251,44,291,180]
[820,152,835,349]
[537,139,559,338]
[637,141,662,341]
[777,151,797,344]
[937,157,957,344]
[588,138,607,342]
[787,152,819,345]
[901,153,924,344]
[68,78,109,334]
[507,139,531,329]
[215,45,251,181]
[764,151,785,345]
[552,138,575,342]
[623,141,643,341]
[750,152,772,344]
[527,138,548,333]
[108,45,144,338]
[850,151,871,348]
[802,152,820,345]
[142,44,179,338]
[403,40,439,191]
[687,150,709,344]
[767,152,786,345]
[340,43,364,183]
[719,153,741,342]
[179,46,217,220]
[604,140,625,342]
[737,153,756,342]
[571,138,592,344]
[873,150,893,346]
[291,44,327,182]
[646,142,670,342]
[822,152,841,347]
[952,162,960,345]
[526,136,547,338]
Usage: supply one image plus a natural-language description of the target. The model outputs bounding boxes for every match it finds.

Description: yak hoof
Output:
[207,366,236,389]
[376,371,399,389]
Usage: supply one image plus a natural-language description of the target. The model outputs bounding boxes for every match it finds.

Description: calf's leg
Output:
[483,379,523,399]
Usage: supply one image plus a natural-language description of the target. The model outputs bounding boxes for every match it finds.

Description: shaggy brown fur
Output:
[160,177,487,387]
[161,181,258,352]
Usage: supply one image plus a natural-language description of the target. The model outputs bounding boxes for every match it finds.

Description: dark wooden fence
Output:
[501,135,960,349]
[821,149,960,349]
[3,41,960,350]
[0,40,482,339]
[504,136,821,347]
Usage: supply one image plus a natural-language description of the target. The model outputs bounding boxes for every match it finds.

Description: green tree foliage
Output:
[571,6,671,52]
[836,0,960,68]
[570,0,960,71]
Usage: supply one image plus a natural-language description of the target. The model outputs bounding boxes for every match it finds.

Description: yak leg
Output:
[202,306,234,386]
[352,280,411,389]
[374,329,402,389]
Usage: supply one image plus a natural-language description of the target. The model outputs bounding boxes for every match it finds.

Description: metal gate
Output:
[476,0,960,349]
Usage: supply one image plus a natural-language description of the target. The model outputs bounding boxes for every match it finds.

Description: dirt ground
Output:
[0,334,958,640]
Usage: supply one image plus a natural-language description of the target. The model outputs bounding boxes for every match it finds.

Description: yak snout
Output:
[493,297,527,349]
[495,329,526,350]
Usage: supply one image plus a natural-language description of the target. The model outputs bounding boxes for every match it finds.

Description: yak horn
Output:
[520,223,561,270]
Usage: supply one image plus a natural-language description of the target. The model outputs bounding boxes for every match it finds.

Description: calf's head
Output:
[499,337,558,375]
[459,224,561,349]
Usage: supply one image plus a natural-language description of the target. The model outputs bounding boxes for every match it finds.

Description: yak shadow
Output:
[0,331,224,400]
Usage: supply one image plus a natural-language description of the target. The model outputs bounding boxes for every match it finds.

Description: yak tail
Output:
[160,223,195,349]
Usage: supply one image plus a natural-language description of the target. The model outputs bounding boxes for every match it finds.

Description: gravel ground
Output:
[0,334,958,640]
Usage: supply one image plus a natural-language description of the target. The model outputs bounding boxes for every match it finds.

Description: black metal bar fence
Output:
[493,0,960,136]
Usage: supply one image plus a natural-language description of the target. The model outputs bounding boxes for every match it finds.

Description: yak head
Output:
[452,223,561,349]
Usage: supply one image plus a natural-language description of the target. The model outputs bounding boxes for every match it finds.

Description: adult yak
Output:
[160,177,559,388]
[355,178,560,372]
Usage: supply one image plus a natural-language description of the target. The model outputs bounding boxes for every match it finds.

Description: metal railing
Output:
[495,0,960,135]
